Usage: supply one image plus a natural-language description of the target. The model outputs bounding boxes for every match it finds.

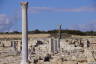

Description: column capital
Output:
[20,2,28,8]
[20,2,28,5]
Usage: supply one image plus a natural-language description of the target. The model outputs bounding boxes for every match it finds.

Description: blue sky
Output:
[0,0,96,32]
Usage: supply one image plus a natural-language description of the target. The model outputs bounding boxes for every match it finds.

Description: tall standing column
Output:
[57,24,62,53]
[20,2,29,64]
[58,24,62,39]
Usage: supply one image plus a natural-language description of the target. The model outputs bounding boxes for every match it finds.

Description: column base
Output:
[20,60,30,64]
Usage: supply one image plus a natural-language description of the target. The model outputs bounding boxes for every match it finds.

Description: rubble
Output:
[0,37,96,64]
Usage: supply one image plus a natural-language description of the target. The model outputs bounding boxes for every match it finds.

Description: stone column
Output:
[48,38,52,54]
[53,39,58,54]
[54,39,58,53]
[17,40,22,52]
[57,38,60,53]
[49,38,54,54]
[20,2,29,64]
[13,41,17,51]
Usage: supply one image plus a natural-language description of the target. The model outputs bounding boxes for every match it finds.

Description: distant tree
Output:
[61,30,85,35]
[13,31,19,34]
[47,30,58,34]
[33,29,42,34]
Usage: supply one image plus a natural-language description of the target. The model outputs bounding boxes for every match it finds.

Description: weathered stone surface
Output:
[0,38,96,64]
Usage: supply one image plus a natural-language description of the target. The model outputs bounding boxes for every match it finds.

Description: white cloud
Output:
[0,14,13,32]
[68,21,96,31]
[29,6,96,13]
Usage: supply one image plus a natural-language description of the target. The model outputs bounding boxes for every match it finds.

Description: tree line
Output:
[0,29,96,36]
